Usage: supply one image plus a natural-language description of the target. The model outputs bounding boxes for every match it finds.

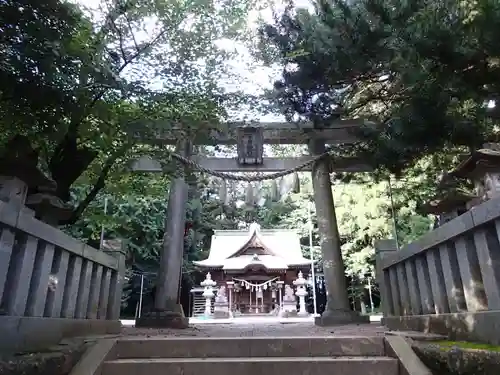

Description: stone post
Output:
[0,136,59,312]
[453,236,488,312]
[277,281,284,309]
[0,177,26,306]
[293,271,309,317]
[309,139,368,325]
[474,225,500,310]
[136,140,191,328]
[102,239,127,321]
[248,285,252,312]
[226,281,234,317]
[374,239,398,319]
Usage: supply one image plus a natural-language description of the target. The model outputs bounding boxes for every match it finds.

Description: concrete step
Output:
[103,356,399,375]
[113,336,386,359]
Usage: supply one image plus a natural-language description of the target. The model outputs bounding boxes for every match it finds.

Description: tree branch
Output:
[65,142,132,225]
[124,12,140,52]
[51,21,168,167]
[108,16,128,63]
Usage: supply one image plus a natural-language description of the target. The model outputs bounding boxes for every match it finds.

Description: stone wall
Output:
[0,200,125,352]
[376,196,500,345]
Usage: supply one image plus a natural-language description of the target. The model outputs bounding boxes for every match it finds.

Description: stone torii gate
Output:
[131,120,373,327]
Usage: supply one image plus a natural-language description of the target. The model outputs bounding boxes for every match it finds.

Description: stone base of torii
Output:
[132,120,373,328]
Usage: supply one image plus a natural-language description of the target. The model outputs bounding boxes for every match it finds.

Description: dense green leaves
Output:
[0,0,257,222]
[259,0,500,173]
[0,0,95,136]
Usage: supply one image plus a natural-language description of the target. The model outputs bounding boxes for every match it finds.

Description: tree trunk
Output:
[49,136,98,201]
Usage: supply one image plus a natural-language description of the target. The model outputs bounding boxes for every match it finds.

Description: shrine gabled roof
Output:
[193,222,312,270]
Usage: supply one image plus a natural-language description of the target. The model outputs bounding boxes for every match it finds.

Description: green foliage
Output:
[0,0,95,136]
[259,0,500,174]
[334,176,432,278]
[0,0,257,222]
[434,341,500,352]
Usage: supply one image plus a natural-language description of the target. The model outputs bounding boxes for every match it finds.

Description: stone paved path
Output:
[121,322,386,337]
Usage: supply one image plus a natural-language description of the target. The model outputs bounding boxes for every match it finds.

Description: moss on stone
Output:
[433,341,500,352]
[412,340,500,375]
[0,338,92,375]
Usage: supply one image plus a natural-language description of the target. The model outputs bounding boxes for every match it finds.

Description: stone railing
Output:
[0,199,125,352]
[376,196,500,345]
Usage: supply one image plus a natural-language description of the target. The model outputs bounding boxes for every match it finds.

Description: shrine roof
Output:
[193,222,312,270]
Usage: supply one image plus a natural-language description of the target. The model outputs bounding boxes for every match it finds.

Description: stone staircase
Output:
[100,336,400,375]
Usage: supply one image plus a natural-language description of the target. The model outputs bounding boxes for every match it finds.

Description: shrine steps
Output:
[108,336,387,358]
[104,356,398,375]
[98,336,403,375]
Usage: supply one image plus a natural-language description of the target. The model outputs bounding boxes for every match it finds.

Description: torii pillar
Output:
[135,140,191,328]
[309,139,369,325]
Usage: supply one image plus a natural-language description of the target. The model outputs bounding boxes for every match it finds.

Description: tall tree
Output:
[0,0,255,222]
[258,0,500,174]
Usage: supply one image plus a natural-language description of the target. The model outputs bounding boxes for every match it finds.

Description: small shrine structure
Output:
[419,143,500,228]
[193,223,312,314]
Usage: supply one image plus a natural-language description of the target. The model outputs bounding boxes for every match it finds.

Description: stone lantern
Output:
[26,185,74,226]
[201,272,216,317]
[237,127,264,165]
[293,271,309,317]
[0,135,56,214]
[450,143,500,202]
[417,173,477,228]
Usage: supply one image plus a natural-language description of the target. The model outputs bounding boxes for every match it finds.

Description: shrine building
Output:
[193,223,312,315]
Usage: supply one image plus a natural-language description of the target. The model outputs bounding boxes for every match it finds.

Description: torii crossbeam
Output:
[131,155,371,173]
[130,119,374,173]
[130,119,371,145]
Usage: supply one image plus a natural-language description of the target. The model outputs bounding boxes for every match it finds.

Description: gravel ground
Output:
[121,322,386,337]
